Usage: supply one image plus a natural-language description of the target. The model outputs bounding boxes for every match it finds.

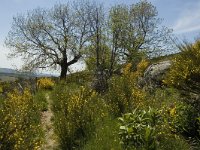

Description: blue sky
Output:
[0,0,200,70]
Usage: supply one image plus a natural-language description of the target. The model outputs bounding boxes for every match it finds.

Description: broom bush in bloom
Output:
[106,59,149,116]
[164,40,200,92]
[51,84,107,149]
[0,88,43,150]
[37,77,55,90]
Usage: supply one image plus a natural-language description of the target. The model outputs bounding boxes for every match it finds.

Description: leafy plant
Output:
[118,107,160,150]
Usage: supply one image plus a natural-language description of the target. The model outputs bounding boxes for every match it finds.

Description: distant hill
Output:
[0,68,57,81]
[0,68,18,74]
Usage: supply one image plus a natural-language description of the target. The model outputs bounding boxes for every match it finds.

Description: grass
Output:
[33,90,48,111]
[158,136,191,150]
[83,117,121,150]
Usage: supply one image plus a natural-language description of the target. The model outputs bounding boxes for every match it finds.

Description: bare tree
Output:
[5,3,91,80]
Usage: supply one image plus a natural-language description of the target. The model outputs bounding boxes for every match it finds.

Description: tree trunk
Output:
[60,63,68,80]
[59,55,81,80]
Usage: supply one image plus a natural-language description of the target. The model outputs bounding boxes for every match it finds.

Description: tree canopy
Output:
[6,2,92,79]
[5,0,174,80]
[109,0,173,64]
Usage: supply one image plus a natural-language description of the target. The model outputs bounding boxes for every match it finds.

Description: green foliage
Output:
[66,71,92,86]
[0,85,3,93]
[83,118,121,150]
[85,44,112,71]
[0,81,13,94]
[106,75,134,116]
[0,89,43,149]
[118,107,160,150]
[117,86,199,150]
[33,90,48,111]
[51,84,107,149]
[157,136,191,150]
[166,102,199,137]
[161,40,200,139]
[109,0,172,64]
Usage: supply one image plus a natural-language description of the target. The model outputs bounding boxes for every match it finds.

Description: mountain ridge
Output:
[0,67,56,78]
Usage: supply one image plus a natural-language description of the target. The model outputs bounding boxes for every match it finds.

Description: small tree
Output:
[5,3,91,80]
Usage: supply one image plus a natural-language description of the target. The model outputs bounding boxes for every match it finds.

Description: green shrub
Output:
[157,136,191,150]
[66,71,92,86]
[166,102,199,138]
[118,103,194,150]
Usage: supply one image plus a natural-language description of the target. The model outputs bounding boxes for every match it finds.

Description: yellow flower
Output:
[170,107,176,117]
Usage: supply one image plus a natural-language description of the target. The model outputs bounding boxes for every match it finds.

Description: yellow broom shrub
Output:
[107,59,149,116]
[51,85,107,149]
[37,77,55,90]
[164,40,200,90]
[0,89,43,150]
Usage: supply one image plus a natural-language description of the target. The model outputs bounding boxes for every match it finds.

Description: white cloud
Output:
[173,1,200,34]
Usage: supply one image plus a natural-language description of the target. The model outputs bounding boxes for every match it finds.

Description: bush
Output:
[106,60,148,116]
[51,84,107,149]
[165,101,199,138]
[37,77,55,90]
[66,71,92,86]
[164,40,200,93]
[0,89,43,149]
[118,104,194,150]
[157,135,190,150]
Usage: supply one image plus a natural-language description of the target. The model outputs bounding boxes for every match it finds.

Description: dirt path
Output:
[41,94,58,150]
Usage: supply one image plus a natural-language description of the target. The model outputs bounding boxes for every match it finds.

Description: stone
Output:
[139,60,172,88]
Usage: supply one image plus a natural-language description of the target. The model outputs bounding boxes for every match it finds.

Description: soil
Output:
[41,94,58,150]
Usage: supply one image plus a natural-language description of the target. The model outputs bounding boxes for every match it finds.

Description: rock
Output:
[139,60,172,88]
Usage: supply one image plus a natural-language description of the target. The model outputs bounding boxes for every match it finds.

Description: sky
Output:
[0,0,200,72]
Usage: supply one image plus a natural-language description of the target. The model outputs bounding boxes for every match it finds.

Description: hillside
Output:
[0,68,57,81]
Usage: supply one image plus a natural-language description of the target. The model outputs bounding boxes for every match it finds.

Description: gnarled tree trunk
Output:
[60,55,81,80]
